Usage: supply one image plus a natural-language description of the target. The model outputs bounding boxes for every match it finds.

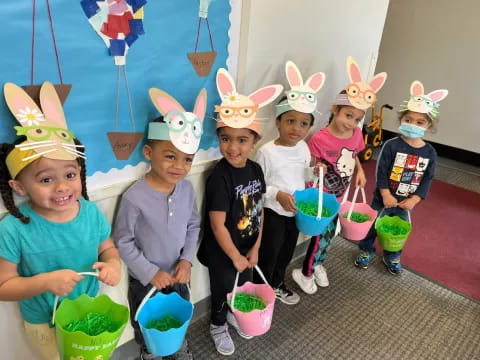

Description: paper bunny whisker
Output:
[22,149,58,162]
[16,140,56,149]
[62,147,86,159]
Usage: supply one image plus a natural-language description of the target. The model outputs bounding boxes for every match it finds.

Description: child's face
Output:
[400,111,431,130]
[218,127,258,168]
[9,157,82,221]
[332,106,365,133]
[276,111,312,147]
[143,140,194,191]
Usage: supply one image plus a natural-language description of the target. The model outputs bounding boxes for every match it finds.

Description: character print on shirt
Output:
[321,147,357,197]
[235,180,263,238]
[396,183,410,197]
[412,172,423,185]
[405,154,419,170]
[336,148,356,178]
[390,152,430,197]
[393,152,407,167]
[416,157,429,171]
[390,166,403,182]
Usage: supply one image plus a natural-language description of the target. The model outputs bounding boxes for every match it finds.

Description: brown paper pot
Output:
[107,132,144,160]
[187,51,217,77]
[22,84,72,106]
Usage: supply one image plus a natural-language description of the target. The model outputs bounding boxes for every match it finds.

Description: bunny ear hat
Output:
[148,88,207,154]
[276,60,326,118]
[335,56,387,111]
[214,68,283,135]
[399,80,448,120]
[4,81,84,179]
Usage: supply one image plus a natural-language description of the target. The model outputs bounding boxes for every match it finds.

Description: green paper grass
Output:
[64,312,121,336]
[342,211,370,223]
[297,201,331,217]
[377,222,410,236]
[230,292,266,313]
[146,314,183,332]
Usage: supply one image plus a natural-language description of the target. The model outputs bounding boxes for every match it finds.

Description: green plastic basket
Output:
[375,215,412,252]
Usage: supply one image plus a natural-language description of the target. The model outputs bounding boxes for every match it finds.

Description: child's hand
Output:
[232,255,250,273]
[150,270,174,289]
[355,169,367,188]
[173,260,192,284]
[313,163,327,177]
[382,193,398,208]
[46,270,84,297]
[246,247,259,268]
[398,196,421,211]
[93,259,121,287]
[276,191,297,213]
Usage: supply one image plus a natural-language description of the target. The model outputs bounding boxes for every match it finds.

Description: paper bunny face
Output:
[3,81,84,164]
[284,60,325,114]
[343,56,387,110]
[215,68,283,133]
[149,88,207,154]
[401,80,448,119]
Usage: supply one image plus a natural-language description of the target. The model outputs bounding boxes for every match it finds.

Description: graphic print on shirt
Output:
[235,180,263,238]
[322,147,356,197]
[389,152,430,197]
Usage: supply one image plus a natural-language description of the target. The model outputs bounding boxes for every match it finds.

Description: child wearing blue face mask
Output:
[354,80,448,275]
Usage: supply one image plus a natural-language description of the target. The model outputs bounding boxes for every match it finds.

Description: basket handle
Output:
[346,187,367,222]
[51,271,98,325]
[230,265,269,311]
[375,207,411,229]
[134,283,193,322]
[316,167,324,220]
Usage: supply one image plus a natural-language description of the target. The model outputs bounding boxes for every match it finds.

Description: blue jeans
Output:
[358,193,410,261]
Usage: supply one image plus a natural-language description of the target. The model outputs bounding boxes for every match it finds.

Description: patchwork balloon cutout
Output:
[400,80,448,120]
[342,56,387,110]
[284,60,325,114]
[215,68,283,134]
[149,88,207,154]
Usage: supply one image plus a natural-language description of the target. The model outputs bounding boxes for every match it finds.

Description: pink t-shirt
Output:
[308,126,365,198]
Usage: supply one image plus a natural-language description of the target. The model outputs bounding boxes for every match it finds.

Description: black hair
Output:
[216,126,259,140]
[275,96,315,126]
[328,90,348,124]
[0,137,88,224]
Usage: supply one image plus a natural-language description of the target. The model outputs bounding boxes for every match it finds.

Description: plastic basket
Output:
[376,211,412,252]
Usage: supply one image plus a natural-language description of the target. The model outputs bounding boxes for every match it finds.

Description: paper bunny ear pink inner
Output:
[249,85,283,108]
[428,89,448,102]
[149,88,186,115]
[286,61,303,87]
[411,81,424,96]
[216,69,236,97]
[193,89,207,120]
[347,57,363,83]
[369,72,387,93]
[40,82,66,126]
[306,73,325,93]
[4,83,42,123]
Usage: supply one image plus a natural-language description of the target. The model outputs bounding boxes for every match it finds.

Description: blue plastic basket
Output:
[294,187,340,236]
[136,291,193,357]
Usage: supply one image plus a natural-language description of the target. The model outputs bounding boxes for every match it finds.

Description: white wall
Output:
[375,0,480,154]
[0,1,390,358]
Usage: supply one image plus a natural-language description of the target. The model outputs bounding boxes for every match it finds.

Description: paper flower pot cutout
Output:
[54,294,129,360]
[107,132,144,160]
[187,51,217,77]
[21,84,72,107]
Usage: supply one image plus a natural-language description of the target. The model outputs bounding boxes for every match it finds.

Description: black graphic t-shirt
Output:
[197,158,266,266]
[376,137,437,201]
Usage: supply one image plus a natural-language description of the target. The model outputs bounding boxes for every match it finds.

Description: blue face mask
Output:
[398,123,425,139]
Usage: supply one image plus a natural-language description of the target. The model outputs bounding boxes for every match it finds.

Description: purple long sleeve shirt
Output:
[113,177,201,286]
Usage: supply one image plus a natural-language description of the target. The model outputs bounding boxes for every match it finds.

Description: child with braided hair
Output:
[0,82,121,360]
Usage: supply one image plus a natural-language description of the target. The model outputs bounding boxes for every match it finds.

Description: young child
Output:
[254,61,325,305]
[293,56,387,294]
[0,82,121,360]
[114,88,207,360]
[197,68,282,356]
[354,80,447,274]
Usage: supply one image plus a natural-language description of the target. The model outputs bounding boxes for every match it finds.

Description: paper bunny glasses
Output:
[400,80,448,120]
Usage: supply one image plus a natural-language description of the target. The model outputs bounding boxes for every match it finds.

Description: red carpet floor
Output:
[361,160,480,301]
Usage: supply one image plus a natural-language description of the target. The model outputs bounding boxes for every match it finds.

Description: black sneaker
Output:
[274,283,300,305]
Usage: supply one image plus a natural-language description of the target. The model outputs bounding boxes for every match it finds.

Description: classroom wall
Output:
[0,1,390,358]
[375,0,480,154]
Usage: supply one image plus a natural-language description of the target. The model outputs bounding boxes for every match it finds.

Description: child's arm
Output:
[354,157,367,188]
[209,210,250,272]
[376,141,398,208]
[93,238,121,287]
[0,257,83,300]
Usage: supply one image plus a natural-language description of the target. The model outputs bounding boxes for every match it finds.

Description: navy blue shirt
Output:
[375,137,436,201]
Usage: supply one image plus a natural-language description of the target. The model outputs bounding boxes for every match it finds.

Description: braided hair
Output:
[0,137,89,224]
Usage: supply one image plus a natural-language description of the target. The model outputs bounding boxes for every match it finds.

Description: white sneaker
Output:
[292,268,318,294]
[226,311,253,339]
[210,323,235,356]
[313,264,329,287]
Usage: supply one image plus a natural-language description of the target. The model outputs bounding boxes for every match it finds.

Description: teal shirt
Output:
[0,198,111,324]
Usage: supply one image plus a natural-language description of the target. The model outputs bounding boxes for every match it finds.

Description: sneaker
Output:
[292,268,318,294]
[274,283,300,305]
[383,256,403,275]
[226,311,253,339]
[210,323,235,356]
[354,251,374,269]
[313,264,329,287]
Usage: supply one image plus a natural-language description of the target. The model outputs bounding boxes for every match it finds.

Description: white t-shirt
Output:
[255,140,311,217]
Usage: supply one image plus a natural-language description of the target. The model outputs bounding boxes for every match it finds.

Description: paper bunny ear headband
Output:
[399,80,448,120]
[148,88,207,154]
[4,81,84,179]
[335,56,387,111]
[276,60,326,118]
[215,68,283,135]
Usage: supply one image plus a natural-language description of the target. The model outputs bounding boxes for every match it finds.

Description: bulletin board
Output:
[0,0,232,179]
